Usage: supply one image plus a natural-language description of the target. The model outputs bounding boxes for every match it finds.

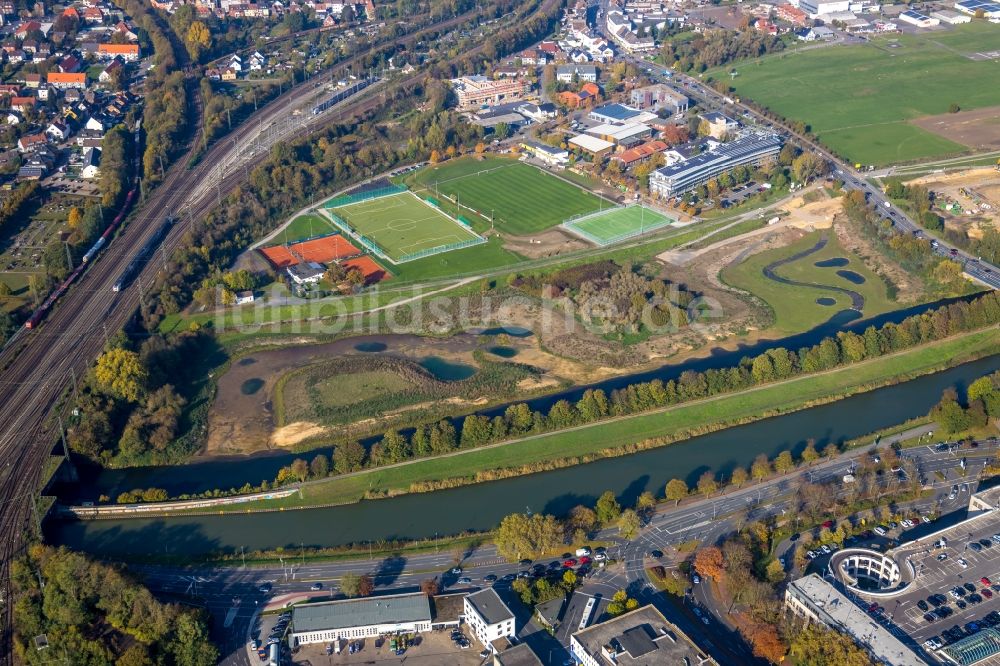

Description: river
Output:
[46,354,1000,558]
[61,295,978,502]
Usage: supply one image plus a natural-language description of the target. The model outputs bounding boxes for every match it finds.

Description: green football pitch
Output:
[712,23,1000,166]
[330,192,480,262]
[407,157,612,235]
[564,206,673,245]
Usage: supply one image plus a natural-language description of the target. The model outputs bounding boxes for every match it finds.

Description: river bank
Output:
[45,351,1000,557]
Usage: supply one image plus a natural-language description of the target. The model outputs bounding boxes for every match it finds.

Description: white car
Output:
[958,558,969,569]
[874,527,887,536]
[820,545,832,555]
[806,551,816,560]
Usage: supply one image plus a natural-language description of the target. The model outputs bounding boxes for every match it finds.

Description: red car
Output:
[563,558,578,568]
[983,577,993,586]
[984,589,994,599]
[579,556,591,565]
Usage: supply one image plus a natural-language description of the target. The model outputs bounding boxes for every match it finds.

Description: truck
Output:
[268,643,279,666]
[575,546,592,557]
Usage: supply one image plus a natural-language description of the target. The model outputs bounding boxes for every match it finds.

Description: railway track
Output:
[0,1,559,659]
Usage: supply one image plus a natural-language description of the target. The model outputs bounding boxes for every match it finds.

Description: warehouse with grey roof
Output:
[290,592,433,645]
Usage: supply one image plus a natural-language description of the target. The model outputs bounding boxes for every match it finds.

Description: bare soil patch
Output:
[502,227,589,258]
[912,106,1000,150]
[902,167,1000,240]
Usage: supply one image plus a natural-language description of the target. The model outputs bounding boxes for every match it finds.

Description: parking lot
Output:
[864,508,1000,651]
[290,628,485,665]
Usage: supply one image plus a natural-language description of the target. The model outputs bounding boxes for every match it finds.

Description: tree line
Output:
[264,290,1000,485]
[112,0,190,186]
[660,27,785,74]
[12,545,217,666]
[932,370,1000,434]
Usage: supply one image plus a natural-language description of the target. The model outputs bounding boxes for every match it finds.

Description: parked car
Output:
[458,577,472,584]
[692,574,701,584]
[310,582,323,591]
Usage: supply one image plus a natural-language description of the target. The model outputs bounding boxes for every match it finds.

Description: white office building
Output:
[463,589,516,649]
[649,133,782,199]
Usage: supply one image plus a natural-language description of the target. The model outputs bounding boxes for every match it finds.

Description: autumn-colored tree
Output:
[290,458,309,482]
[446,145,457,159]
[185,21,211,61]
[751,454,771,481]
[95,347,148,402]
[694,546,725,581]
[661,124,688,146]
[420,579,438,597]
[697,471,718,495]
[800,439,819,464]
[429,149,441,164]
[730,466,748,488]
[774,450,795,474]
[665,478,688,505]
[748,622,786,664]
[474,142,486,157]
[67,206,82,230]
[617,509,641,539]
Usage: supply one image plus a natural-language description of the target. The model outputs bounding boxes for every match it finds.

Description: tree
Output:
[665,478,688,505]
[95,347,148,402]
[948,102,961,113]
[567,505,597,536]
[765,559,785,583]
[290,458,309,482]
[801,440,819,464]
[429,149,441,164]
[595,491,622,524]
[823,442,839,459]
[420,579,438,597]
[697,471,718,495]
[774,450,795,474]
[618,509,641,539]
[606,590,639,617]
[694,546,725,581]
[730,466,748,488]
[791,151,827,184]
[474,142,486,157]
[185,21,211,61]
[340,572,373,597]
[495,512,563,561]
[788,623,870,665]
[748,622,786,664]
[333,440,366,474]
[635,491,657,519]
[494,122,510,140]
[751,454,771,481]
[309,454,329,479]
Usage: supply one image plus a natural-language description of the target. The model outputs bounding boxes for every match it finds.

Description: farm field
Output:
[564,206,673,245]
[207,327,998,511]
[406,157,612,235]
[715,23,1000,165]
[328,191,482,263]
[723,232,896,334]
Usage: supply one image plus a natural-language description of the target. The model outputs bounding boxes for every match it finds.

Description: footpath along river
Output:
[46,354,1000,557]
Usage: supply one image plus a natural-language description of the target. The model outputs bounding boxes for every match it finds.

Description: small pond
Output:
[354,342,388,352]
[240,378,264,395]
[479,326,533,338]
[815,257,850,268]
[488,346,518,358]
[837,270,866,285]
[420,356,477,381]
[816,297,837,306]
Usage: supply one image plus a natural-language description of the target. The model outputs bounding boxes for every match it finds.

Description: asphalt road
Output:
[132,437,996,665]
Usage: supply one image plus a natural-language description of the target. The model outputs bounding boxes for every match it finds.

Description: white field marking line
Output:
[397,234,467,254]
[361,211,444,235]
[334,192,411,212]
[409,191,481,239]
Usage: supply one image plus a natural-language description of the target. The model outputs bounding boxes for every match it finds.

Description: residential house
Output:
[81,146,100,178]
[114,21,138,40]
[14,20,41,39]
[97,43,140,61]
[11,96,35,112]
[235,290,255,304]
[47,72,87,89]
[5,111,21,125]
[17,132,47,152]
[21,73,41,88]
[58,55,81,73]
[85,116,105,132]
[7,50,24,63]
[83,6,104,23]
[521,139,569,166]
[222,68,238,81]
[99,57,123,84]
[0,84,19,96]
[555,63,597,83]
[517,102,556,122]
[612,140,668,169]
[45,121,69,140]
[287,262,326,284]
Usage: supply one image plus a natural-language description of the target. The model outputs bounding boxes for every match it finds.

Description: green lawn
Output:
[209,327,999,512]
[406,157,612,235]
[565,206,673,245]
[723,232,897,334]
[713,23,1000,166]
[329,191,481,262]
[273,214,337,244]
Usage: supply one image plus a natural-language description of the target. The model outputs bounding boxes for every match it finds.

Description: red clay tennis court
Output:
[258,234,360,269]
[342,256,391,284]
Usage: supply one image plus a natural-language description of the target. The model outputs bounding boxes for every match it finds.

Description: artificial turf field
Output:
[407,157,612,235]
[713,23,1000,166]
[330,191,480,262]
[564,206,674,245]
